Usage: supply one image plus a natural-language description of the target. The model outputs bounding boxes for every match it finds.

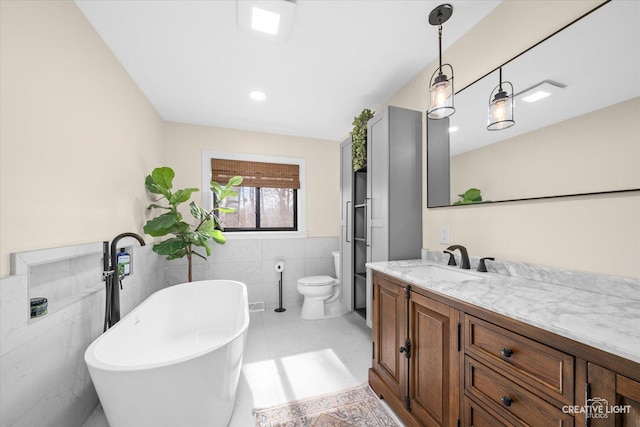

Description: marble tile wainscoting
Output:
[1,236,339,427]
[0,243,165,427]
[165,236,340,310]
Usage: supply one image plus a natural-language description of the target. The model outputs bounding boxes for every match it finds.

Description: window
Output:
[207,156,303,233]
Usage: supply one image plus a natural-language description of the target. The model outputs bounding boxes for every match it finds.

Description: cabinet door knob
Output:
[501,396,513,407]
[399,338,411,359]
[501,347,513,358]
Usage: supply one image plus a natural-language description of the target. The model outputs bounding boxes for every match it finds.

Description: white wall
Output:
[383,0,639,279]
[0,2,168,426]
[0,0,165,278]
[162,121,341,238]
[451,97,640,202]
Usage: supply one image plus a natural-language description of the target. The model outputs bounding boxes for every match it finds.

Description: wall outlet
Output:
[439,226,450,245]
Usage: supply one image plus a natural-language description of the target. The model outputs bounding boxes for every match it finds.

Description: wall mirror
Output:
[427,0,640,208]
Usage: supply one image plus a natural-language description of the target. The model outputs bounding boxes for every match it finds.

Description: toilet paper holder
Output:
[275,261,285,313]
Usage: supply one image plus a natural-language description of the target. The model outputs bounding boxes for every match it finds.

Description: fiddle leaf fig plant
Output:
[351,108,374,171]
[144,166,242,282]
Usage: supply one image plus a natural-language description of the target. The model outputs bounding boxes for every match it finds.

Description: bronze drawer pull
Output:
[501,347,513,357]
[501,396,513,407]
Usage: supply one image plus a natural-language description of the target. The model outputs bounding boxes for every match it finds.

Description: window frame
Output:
[216,186,298,232]
[201,151,307,239]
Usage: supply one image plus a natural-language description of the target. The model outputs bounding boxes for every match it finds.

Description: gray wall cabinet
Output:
[339,136,353,312]
[366,106,422,263]
[340,106,423,326]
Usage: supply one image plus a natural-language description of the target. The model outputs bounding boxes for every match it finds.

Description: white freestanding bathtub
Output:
[85,280,249,427]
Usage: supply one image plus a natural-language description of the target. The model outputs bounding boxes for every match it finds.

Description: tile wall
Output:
[0,236,339,427]
[165,236,340,309]
[0,244,165,427]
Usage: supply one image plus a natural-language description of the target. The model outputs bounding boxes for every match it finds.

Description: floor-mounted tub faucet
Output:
[103,232,145,331]
[445,245,470,269]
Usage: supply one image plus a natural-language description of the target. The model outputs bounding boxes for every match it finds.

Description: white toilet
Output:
[297,250,348,320]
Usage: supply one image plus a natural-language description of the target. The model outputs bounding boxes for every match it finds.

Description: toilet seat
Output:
[297,276,336,286]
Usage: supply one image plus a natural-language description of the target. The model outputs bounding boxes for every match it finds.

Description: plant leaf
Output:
[190,201,205,220]
[456,188,483,203]
[152,238,187,256]
[216,206,236,213]
[210,181,223,196]
[170,187,199,205]
[151,167,175,191]
[226,176,243,188]
[144,213,179,237]
[192,232,212,256]
[166,249,187,260]
[145,175,164,195]
[462,188,481,200]
[199,219,216,234]
[209,229,225,244]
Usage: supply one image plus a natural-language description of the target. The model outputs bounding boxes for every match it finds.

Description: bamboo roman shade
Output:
[211,159,300,189]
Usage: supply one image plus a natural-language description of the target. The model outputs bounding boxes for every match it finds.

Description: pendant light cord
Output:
[438,24,443,75]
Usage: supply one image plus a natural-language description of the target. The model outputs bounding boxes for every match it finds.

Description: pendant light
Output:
[427,4,455,120]
[487,67,515,130]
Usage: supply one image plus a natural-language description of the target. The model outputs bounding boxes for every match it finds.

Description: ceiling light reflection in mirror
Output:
[430,0,639,207]
[450,1,639,157]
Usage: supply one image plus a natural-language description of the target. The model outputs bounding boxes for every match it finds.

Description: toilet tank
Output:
[332,251,340,280]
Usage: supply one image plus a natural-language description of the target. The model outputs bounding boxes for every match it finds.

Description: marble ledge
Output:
[366,259,640,365]
[10,242,103,275]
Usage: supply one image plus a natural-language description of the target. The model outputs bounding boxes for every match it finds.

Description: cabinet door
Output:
[371,274,406,399]
[366,110,389,264]
[409,292,460,427]
[339,138,353,311]
[586,363,640,427]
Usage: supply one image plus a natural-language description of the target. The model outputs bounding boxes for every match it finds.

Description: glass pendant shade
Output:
[487,80,514,131]
[428,64,455,119]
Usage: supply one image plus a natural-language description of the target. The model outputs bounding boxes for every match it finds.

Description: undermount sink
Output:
[399,265,483,283]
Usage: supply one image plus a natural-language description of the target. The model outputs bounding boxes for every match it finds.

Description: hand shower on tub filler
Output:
[102,232,146,331]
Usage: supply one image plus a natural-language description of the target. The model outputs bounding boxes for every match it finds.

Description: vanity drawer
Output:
[465,315,574,405]
[464,396,517,427]
[465,357,573,427]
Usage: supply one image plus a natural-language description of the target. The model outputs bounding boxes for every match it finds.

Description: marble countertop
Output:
[366,259,640,364]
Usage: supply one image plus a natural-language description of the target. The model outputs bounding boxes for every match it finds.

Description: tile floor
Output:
[82,305,395,426]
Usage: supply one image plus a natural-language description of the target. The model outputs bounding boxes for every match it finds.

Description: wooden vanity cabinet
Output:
[575,361,640,426]
[371,275,405,399]
[464,315,575,426]
[464,396,514,427]
[409,291,460,426]
[370,272,460,427]
[369,270,640,427]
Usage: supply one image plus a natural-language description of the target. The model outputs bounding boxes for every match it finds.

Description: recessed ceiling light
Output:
[448,126,459,133]
[522,91,551,103]
[516,80,566,103]
[250,91,266,101]
[251,7,281,35]
[237,1,297,41]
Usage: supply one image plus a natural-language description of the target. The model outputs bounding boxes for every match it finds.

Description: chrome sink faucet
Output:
[444,245,470,269]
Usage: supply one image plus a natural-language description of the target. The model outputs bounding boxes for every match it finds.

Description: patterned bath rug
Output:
[253,384,400,426]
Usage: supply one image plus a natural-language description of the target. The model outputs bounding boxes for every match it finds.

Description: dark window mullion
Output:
[293,189,298,230]
[255,187,261,229]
